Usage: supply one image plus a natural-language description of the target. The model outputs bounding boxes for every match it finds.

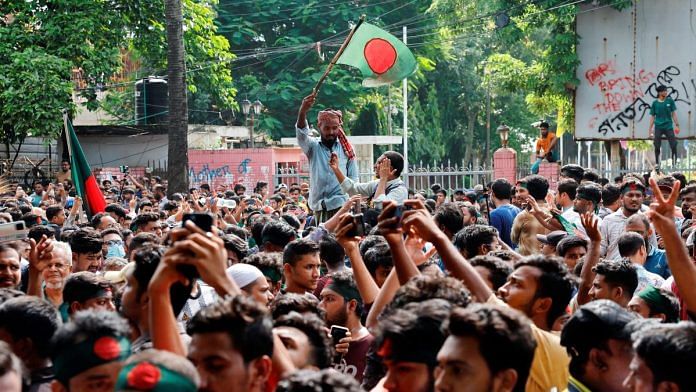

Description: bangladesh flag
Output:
[336,22,417,87]
[64,115,106,218]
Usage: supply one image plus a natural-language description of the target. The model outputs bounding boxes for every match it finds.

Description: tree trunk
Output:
[165,0,189,195]
[463,107,476,166]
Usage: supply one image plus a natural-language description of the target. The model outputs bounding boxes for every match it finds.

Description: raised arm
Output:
[576,212,602,306]
[335,214,380,304]
[400,200,493,302]
[377,201,420,285]
[646,178,696,317]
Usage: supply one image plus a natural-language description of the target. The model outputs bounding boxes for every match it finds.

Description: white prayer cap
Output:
[226,263,264,289]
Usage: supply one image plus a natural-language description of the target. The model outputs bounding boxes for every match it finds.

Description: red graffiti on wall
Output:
[585,61,616,86]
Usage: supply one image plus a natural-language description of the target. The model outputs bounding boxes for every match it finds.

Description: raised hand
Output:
[646,177,680,231]
[329,152,340,172]
[580,211,601,242]
[28,235,53,272]
[377,158,396,180]
[335,213,361,251]
[299,92,317,115]
[377,201,403,243]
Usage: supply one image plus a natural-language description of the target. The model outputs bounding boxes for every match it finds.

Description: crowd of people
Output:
[0,96,694,392]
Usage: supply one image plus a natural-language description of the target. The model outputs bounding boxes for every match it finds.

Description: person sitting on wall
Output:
[531,121,558,174]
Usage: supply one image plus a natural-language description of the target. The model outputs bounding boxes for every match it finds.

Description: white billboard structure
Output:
[575,0,696,140]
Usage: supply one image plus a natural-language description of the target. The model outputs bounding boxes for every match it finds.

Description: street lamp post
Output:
[496,124,510,148]
[241,98,263,148]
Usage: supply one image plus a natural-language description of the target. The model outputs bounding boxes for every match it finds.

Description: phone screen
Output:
[182,213,214,232]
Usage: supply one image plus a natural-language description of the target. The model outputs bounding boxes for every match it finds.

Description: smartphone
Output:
[394,204,413,226]
[0,221,28,243]
[346,201,366,237]
[330,325,349,345]
[182,212,214,232]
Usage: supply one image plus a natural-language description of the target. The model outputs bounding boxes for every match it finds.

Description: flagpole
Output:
[402,26,409,185]
[313,15,366,94]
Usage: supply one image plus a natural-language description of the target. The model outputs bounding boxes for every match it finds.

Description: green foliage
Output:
[101,0,236,125]
[1,0,132,144]
[216,0,434,140]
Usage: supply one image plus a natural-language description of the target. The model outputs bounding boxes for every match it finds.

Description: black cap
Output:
[561,300,637,359]
[536,230,568,246]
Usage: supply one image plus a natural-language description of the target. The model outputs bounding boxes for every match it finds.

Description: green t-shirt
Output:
[650,97,677,130]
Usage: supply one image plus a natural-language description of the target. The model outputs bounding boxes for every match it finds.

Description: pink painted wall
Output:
[188,148,304,189]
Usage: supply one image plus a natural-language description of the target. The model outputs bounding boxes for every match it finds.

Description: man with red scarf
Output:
[296,93,358,223]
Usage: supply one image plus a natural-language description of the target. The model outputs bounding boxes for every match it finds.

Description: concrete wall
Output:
[575,0,696,140]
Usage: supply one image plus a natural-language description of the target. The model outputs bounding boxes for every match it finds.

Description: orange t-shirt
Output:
[536,132,556,154]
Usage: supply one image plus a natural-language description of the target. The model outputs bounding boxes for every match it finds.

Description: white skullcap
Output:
[226,263,264,289]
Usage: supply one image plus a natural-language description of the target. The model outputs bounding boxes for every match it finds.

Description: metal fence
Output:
[274,160,496,194]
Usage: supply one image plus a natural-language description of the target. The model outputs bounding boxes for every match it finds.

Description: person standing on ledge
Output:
[296,92,358,223]
[531,121,558,174]
[649,85,680,169]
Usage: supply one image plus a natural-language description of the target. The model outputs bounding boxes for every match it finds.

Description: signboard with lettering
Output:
[575,0,696,140]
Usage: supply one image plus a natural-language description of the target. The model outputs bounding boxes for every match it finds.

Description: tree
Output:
[1,0,132,168]
[165,0,189,194]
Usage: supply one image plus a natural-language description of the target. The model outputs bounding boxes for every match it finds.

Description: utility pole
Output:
[165,0,189,194]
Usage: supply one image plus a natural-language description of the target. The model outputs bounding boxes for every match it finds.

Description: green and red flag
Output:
[336,22,417,87]
[64,115,106,218]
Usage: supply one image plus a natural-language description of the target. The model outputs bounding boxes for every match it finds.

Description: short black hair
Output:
[633,322,696,391]
[273,312,332,369]
[539,121,549,129]
[320,235,345,270]
[359,235,387,257]
[0,296,61,358]
[592,260,638,301]
[325,270,362,316]
[581,169,600,183]
[105,203,127,219]
[283,238,319,267]
[132,213,160,232]
[100,227,123,240]
[262,221,297,249]
[69,227,104,254]
[656,84,668,93]
[521,175,549,201]
[514,255,577,327]
[384,275,471,317]
[250,215,274,247]
[28,225,55,242]
[276,369,361,392]
[383,151,404,177]
[618,232,646,258]
[602,184,622,206]
[557,179,578,200]
[447,304,536,392]
[363,243,393,278]
[453,225,499,258]
[244,253,283,284]
[376,299,451,368]
[270,293,324,320]
[434,203,464,236]
[556,236,588,257]
[561,164,584,183]
[491,178,513,200]
[62,272,113,314]
[132,244,189,316]
[188,295,273,363]
[280,214,301,230]
[222,234,249,262]
[469,255,512,290]
[46,205,65,221]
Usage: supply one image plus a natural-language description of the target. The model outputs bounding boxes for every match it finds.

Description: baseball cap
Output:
[536,230,568,247]
[561,300,637,359]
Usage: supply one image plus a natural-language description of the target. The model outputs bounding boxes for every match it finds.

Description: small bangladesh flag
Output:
[336,22,417,87]
[64,115,106,218]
